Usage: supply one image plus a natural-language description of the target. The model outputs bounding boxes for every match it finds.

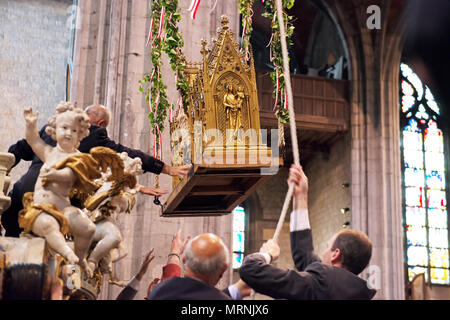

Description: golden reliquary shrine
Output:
[164,16,281,217]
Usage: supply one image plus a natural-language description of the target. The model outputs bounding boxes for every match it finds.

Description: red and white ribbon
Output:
[210,0,218,13]
[156,123,163,160]
[273,69,279,111]
[266,34,273,48]
[157,6,166,39]
[146,18,154,47]
[188,0,201,20]
[284,86,288,109]
[153,134,157,158]
[169,103,173,123]
[150,68,156,82]
[148,95,152,113]
[154,94,160,112]
[245,47,250,61]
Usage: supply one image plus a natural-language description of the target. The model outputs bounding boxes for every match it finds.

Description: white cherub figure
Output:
[21,102,96,272]
[86,153,167,275]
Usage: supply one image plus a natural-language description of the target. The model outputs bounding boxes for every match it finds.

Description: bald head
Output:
[184,233,230,286]
[84,104,111,128]
[191,234,225,259]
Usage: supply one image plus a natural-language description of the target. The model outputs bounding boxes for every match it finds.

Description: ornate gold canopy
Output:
[164,16,279,217]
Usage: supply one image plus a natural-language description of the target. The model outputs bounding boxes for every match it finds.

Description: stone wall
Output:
[305,133,351,256]
[0,0,72,184]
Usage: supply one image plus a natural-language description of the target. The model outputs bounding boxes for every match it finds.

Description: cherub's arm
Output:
[24,108,52,163]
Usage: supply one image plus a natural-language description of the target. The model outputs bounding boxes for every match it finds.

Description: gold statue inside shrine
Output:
[223,83,244,139]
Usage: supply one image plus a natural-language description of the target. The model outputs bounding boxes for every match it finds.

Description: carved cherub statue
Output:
[20,102,96,273]
[85,152,167,278]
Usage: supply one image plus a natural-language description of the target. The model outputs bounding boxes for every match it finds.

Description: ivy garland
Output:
[140,0,295,157]
[139,0,190,158]
[262,0,295,124]
[238,0,254,61]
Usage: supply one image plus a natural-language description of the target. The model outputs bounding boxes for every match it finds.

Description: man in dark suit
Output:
[2,104,191,237]
[148,233,232,300]
[239,165,376,300]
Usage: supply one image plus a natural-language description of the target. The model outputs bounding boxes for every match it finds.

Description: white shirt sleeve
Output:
[290,209,310,232]
[257,252,272,264]
[127,276,140,291]
[227,284,243,300]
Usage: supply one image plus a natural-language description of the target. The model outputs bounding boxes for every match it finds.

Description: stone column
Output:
[325,0,407,299]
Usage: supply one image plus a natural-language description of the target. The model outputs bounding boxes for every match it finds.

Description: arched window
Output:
[232,205,246,269]
[400,63,449,285]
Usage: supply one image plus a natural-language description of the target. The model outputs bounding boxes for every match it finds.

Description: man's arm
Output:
[239,253,318,300]
[161,229,189,281]
[116,249,155,300]
[223,279,252,300]
[288,165,321,271]
[91,127,165,174]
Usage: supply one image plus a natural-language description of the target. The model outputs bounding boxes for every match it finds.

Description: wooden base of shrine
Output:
[161,158,282,217]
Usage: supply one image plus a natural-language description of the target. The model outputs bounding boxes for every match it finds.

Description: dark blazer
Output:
[2,125,165,237]
[239,229,377,300]
[148,276,231,300]
[116,285,138,301]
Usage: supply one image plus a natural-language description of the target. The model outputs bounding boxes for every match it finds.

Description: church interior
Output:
[0,0,449,300]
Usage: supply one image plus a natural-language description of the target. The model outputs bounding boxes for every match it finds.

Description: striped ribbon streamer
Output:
[146,18,154,47]
[157,6,166,40]
[169,104,173,123]
[284,86,288,109]
[273,69,279,111]
[210,0,218,13]
[148,95,152,113]
[153,134,157,159]
[156,123,163,160]
[188,0,201,20]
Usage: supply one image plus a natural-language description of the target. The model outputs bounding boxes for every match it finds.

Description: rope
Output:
[272,0,300,242]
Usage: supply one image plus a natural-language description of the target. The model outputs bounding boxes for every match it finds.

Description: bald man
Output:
[3,104,191,237]
[148,233,232,300]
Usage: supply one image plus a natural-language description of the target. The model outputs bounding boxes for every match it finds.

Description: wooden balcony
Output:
[256,71,350,164]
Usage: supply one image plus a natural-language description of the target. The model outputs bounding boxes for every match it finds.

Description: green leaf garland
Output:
[262,0,295,124]
[139,0,190,158]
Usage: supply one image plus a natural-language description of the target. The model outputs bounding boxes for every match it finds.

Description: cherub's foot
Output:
[80,259,95,278]
[65,252,79,265]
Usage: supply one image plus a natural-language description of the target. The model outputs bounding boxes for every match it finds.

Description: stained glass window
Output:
[232,205,246,269]
[400,63,450,285]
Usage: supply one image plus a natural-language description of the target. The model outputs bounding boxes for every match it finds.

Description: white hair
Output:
[85,104,111,127]
[184,236,230,276]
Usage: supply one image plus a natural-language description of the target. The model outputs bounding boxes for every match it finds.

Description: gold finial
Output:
[200,39,208,56]
[220,15,229,29]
